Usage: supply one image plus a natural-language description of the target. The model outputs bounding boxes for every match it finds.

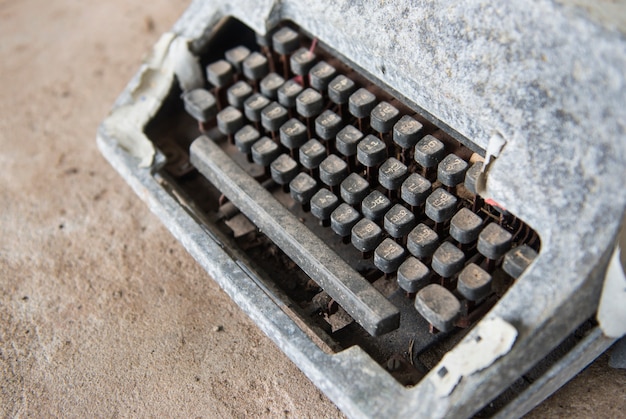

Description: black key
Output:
[362,190,391,221]
[438,154,469,187]
[357,135,387,167]
[182,89,217,122]
[277,79,304,108]
[234,125,260,154]
[384,204,416,239]
[477,223,513,260]
[242,51,269,81]
[296,88,323,118]
[331,203,361,237]
[299,139,326,169]
[260,72,285,99]
[449,208,483,244]
[503,245,538,278]
[425,188,458,223]
[352,218,383,252]
[464,161,483,195]
[290,47,317,75]
[335,125,363,157]
[227,81,253,108]
[414,135,446,168]
[206,59,233,88]
[370,101,400,134]
[270,153,299,185]
[401,173,431,206]
[289,172,317,205]
[393,115,423,149]
[431,242,465,278]
[243,93,271,122]
[397,257,430,293]
[340,173,369,205]
[224,45,250,72]
[279,118,307,150]
[311,188,340,222]
[251,136,280,167]
[309,61,337,91]
[349,88,376,119]
[272,27,300,55]
[407,223,439,258]
[328,75,356,105]
[216,106,244,135]
[319,154,349,187]
[379,157,408,191]
[261,102,289,132]
[457,263,492,301]
[415,284,461,332]
[374,238,406,273]
[315,110,343,141]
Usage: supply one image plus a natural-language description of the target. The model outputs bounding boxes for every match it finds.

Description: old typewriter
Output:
[97,1,626,417]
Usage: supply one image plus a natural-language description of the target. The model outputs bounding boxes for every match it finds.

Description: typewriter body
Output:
[97,1,626,417]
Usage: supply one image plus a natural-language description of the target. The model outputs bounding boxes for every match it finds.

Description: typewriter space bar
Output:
[190,136,400,336]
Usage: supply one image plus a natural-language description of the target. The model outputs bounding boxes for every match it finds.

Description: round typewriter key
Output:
[370,101,400,134]
[438,154,469,187]
[450,208,482,244]
[331,203,361,237]
[270,154,299,185]
[340,173,369,206]
[335,125,363,157]
[328,75,356,105]
[251,136,280,167]
[464,161,483,195]
[259,72,285,99]
[477,223,513,260]
[224,45,250,73]
[272,27,300,55]
[425,188,458,223]
[407,223,439,258]
[206,59,233,88]
[431,242,465,278]
[310,188,340,222]
[296,88,323,118]
[277,79,304,108]
[227,81,253,108]
[183,89,217,122]
[357,135,387,167]
[401,173,431,206]
[279,118,307,150]
[315,110,343,141]
[384,204,416,239]
[234,125,260,154]
[502,245,538,278]
[216,106,244,135]
[243,93,271,122]
[415,284,461,332]
[414,135,445,168]
[352,218,383,252]
[457,263,492,301]
[319,154,349,187]
[299,139,326,170]
[379,157,408,191]
[261,102,289,132]
[349,88,376,119]
[309,61,337,92]
[242,51,269,81]
[393,115,423,149]
[374,238,406,273]
[289,172,317,205]
[397,257,430,293]
[290,47,317,76]
[362,190,391,221]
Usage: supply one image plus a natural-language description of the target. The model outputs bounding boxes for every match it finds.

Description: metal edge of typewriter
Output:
[98,0,626,418]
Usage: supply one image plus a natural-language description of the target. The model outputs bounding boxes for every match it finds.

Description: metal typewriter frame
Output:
[97,1,626,417]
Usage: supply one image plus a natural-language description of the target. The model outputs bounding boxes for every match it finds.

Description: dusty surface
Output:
[0,0,623,417]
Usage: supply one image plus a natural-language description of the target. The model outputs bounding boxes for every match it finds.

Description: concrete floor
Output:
[1,0,624,417]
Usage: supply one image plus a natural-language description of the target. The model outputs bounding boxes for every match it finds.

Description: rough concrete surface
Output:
[0,0,623,417]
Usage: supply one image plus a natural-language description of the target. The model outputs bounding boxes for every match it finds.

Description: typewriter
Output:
[97,1,626,417]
